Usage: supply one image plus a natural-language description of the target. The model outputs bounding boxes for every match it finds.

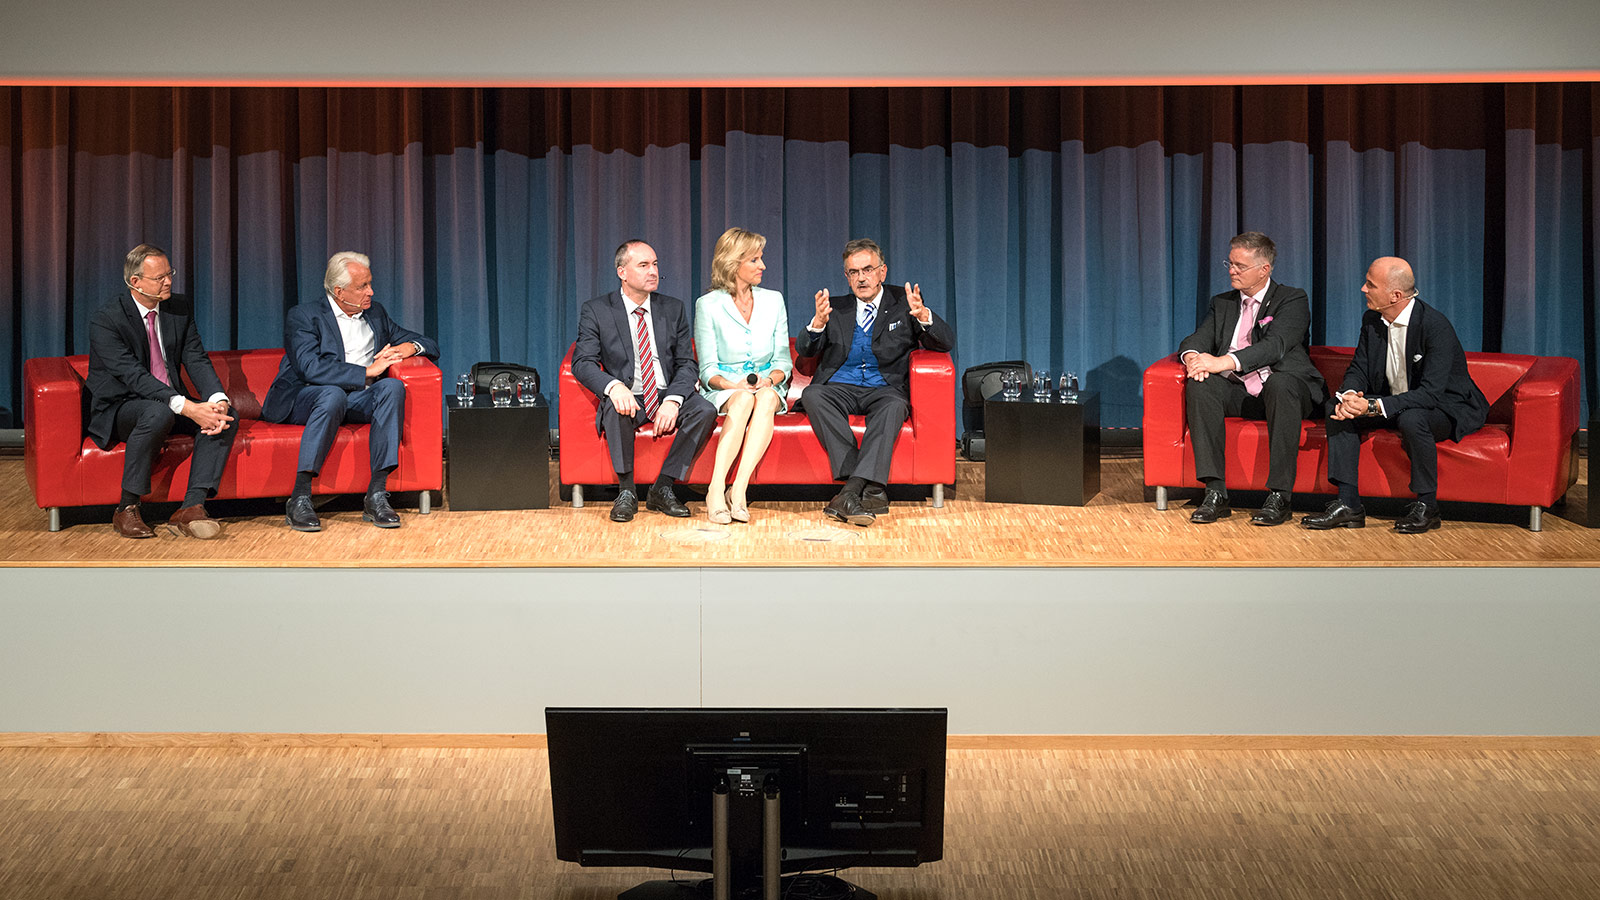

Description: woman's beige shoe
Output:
[729,489,750,523]
[706,489,733,525]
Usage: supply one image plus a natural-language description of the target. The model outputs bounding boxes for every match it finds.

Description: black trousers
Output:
[1325,404,1454,497]
[111,399,237,499]
[1185,371,1319,493]
[799,382,909,486]
[598,392,717,481]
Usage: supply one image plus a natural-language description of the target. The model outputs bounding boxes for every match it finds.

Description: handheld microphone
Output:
[746,373,759,386]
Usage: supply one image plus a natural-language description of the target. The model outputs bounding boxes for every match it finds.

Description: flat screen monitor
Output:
[546,707,947,899]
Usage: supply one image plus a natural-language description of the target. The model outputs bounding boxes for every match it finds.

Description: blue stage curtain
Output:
[4,84,1597,430]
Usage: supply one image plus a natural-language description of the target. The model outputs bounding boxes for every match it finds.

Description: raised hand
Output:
[811,288,832,329]
[905,283,930,322]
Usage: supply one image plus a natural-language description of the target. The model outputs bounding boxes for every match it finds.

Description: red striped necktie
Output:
[633,307,661,419]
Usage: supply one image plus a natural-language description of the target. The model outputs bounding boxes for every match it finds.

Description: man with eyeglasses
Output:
[1177,232,1324,526]
[1302,257,1487,533]
[85,244,237,539]
[263,251,439,532]
[797,238,955,526]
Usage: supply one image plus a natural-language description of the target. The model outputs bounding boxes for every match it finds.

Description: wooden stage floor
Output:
[2,743,1599,900]
[2,454,1594,568]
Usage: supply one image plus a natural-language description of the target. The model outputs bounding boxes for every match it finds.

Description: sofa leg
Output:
[49,507,61,532]
[1529,506,1542,532]
[932,484,945,508]
[419,492,431,515]
[1155,486,1168,510]
[572,485,584,509]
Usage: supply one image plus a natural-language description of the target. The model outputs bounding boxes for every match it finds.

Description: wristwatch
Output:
[1364,398,1383,417]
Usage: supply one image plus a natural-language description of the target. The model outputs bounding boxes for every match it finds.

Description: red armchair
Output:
[1142,346,1580,530]
[24,349,442,531]
[558,339,957,507]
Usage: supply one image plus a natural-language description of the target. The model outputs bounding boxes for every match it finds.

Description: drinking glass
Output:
[517,375,539,405]
[490,372,514,407]
[1032,370,1051,400]
[456,372,473,404]
[1001,370,1022,400]
[1060,371,1079,401]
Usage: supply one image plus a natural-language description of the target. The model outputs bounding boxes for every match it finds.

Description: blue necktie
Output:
[860,303,876,333]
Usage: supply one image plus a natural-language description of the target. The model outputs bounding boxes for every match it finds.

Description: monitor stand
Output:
[618,773,877,900]
[619,876,876,900]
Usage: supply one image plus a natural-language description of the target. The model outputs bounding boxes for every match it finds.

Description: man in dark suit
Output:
[797,238,955,526]
[1304,257,1489,533]
[87,244,236,539]
[262,251,439,532]
[1178,232,1325,526]
[571,240,717,523]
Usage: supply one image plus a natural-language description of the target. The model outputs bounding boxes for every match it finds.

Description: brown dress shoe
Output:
[168,504,223,539]
[112,503,156,539]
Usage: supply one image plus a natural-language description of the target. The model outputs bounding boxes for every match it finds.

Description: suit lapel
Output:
[1404,302,1425,384]
[1219,291,1241,349]
[120,297,152,369]
[610,291,637,383]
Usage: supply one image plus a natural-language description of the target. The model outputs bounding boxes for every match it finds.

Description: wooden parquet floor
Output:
[2,455,1595,568]
[2,744,1598,899]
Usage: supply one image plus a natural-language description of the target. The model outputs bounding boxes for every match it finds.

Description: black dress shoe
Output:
[1189,488,1232,524]
[610,489,639,522]
[1394,500,1442,534]
[1250,490,1293,526]
[645,483,691,517]
[824,490,876,527]
[861,485,890,515]
[362,490,401,528]
[1302,499,1366,530]
[285,495,322,532]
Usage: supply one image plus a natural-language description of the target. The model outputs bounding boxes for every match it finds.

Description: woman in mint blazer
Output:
[695,227,793,524]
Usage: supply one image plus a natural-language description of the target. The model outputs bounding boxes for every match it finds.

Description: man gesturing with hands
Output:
[795,238,955,526]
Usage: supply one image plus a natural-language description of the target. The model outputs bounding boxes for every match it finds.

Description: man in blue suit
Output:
[263,251,439,532]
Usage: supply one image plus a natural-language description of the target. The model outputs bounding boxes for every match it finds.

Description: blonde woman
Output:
[694,228,792,523]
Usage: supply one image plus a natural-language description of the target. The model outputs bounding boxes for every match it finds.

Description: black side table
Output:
[984,391,1101,506]
[446,394,550,510]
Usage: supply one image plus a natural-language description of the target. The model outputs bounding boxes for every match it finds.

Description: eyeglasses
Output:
[1223,259,1266,273]
[845,264,883,279]
[138,271,176,283]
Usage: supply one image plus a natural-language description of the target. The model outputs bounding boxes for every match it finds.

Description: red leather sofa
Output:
[1142,346,1580,530]
[24,349,443,531]
[558,339,957,507]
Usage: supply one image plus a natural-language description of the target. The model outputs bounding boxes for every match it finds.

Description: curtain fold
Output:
[4,83,1597,430]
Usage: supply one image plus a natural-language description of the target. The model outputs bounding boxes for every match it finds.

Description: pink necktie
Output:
[145,310,171,386]
[1230,297,1263,396]
[633,308,661,420]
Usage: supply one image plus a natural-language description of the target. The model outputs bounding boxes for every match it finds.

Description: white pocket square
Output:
[889,321,901,331]
[1412,353,1423,362]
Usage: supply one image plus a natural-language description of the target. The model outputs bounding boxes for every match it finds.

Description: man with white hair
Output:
[263,251,439,532]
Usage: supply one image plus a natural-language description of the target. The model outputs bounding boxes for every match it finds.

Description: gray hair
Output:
[123,244,169,284]
[323,251,372,294]
[1229,232,1276,267]
[842,238,885,268]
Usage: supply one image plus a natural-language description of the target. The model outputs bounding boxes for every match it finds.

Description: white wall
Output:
[5,566,1598,735]
[6,0,1597,85]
